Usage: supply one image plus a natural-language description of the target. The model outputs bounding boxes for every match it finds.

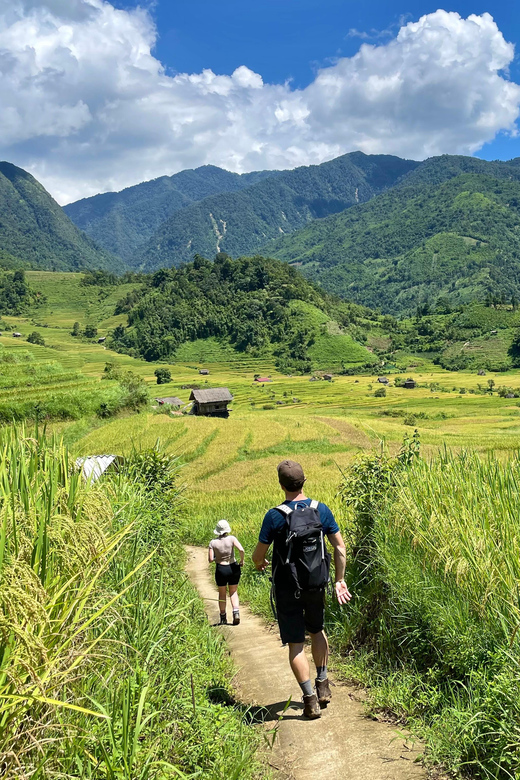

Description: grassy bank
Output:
[0,429,263,778]
[334,445,520,779]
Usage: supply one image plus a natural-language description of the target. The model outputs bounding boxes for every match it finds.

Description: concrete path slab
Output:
[186,545,426,780]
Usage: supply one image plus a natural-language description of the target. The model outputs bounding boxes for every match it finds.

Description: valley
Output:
[4,152,520,779]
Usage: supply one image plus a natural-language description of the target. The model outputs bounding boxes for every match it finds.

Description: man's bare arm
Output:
[252,541,270,571]
[208,546,214,564]
[327,531,352,605]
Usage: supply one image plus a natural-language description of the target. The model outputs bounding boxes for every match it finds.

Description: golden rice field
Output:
[5,281,520,541]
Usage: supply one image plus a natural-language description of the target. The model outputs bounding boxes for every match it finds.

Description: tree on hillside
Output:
[154,368,171,384]
[27,331,45,346]
[84,324,98,339]
[71,321,81,337]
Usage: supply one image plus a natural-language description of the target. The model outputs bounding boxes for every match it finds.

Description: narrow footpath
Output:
[185,546,427,780]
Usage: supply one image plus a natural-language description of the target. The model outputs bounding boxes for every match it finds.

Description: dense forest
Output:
[109,254,377,372]
[131,153,418,271]
[269,155,520,313]
[64,165,275,263]
[0,162,119,272]
[0,270,40,315]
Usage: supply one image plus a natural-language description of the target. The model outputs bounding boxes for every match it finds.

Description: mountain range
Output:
[5,152,520,315]
[0,162,118,272]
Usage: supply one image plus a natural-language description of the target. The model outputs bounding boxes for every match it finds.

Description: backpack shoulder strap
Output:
[275,504,292,516]
[310,499,319,510]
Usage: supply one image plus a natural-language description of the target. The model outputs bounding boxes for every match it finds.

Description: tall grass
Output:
[335,445,520,779]
[0,429,264,778]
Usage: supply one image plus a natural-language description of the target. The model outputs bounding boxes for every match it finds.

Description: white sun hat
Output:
[214,519,231,536]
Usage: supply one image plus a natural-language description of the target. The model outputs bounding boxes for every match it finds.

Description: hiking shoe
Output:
[232,611,240,625]
[315,678,332,707]
[303,693,321,719]
[219,613,228,625]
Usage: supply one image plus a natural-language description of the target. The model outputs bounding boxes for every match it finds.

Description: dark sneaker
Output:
[315,678,332,707]
[303,693,321,719]
[219,613,228,625]
[232,611,240,625]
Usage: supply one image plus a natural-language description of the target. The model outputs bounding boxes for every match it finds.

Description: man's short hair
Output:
[278,459,306,491]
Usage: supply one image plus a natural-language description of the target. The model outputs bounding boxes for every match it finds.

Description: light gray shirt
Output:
[209,535,243,565]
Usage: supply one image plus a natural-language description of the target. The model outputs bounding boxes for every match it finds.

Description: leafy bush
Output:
[154,366,172,384]
[26,330,45,345]
[374,386,386,397]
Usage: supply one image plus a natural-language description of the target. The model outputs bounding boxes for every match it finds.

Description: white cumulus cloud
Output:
[0,1,518,204]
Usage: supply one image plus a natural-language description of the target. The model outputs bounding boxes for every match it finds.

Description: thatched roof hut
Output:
[189,388,233,417]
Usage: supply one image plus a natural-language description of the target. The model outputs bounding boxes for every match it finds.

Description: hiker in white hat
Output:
[208,520,245,625]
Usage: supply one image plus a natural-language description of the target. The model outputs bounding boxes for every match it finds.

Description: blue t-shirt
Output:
[259,499,339,544]
[259,498,339,585]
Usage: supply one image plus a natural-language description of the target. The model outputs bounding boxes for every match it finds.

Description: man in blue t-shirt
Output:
[252,460,351,720]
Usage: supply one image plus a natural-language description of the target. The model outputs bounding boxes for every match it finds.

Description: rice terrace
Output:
[6,8,520,774]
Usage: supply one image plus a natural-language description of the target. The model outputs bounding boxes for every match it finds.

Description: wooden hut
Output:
[255,376,272,383]
[12,332,21,338]
[199,369,210,375]
[189,388,233,417]
[377,377,389,384]
[323,374,333,381]
[403,378,417,389]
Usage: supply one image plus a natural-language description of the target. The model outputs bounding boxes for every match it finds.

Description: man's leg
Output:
[288,642,310,683]
[310,630,332,706]
[310,629,329,669]
[288,641,321,719]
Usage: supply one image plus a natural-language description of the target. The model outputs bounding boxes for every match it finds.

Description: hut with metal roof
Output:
[403,378,417,389]
[199,368,210,375]
[377,376,389,384]
[189,388,233,417]
[155,396,183,407]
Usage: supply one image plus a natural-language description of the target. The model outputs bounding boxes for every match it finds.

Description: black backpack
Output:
[274,500,331,593]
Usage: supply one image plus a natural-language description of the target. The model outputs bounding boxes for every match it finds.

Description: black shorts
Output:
[215,561,241,587]
[274,585,325,644]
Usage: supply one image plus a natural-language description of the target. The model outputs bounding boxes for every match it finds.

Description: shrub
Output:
[374,386,386,397]
[84,324,98,339]
[26,331,45,346]
[154,367,172,384]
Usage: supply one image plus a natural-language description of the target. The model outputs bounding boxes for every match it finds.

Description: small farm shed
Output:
[403,378,417,389]
[13,332,21,338]
[199,369,210,375]
[377,377,389,385]
[323,374,333,381]
[255,376,272,383]
[98,337,106,343]
[155,396,183,407]
[76,455,121,482]
[478,369,486,376]
[189,388,233,418]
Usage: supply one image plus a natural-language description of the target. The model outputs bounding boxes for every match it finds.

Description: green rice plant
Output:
[0,432,264,779]
[335,445,520,778]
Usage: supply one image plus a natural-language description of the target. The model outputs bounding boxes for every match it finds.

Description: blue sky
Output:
[2,0,520,201]
[112,0,520,162]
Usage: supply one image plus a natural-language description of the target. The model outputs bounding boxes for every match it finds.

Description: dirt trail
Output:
[185,546,426,780]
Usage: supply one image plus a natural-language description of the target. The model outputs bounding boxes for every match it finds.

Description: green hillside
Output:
[109,254,378,372]
[268,155,520,313]
[133,153,418,271]
[0,162,118,272]
[64,165,275,262]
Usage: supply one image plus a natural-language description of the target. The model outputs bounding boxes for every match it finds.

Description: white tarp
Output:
[76,455,118,482]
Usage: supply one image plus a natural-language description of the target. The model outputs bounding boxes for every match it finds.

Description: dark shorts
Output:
[215,561,241,587]
[274,585,325,644]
